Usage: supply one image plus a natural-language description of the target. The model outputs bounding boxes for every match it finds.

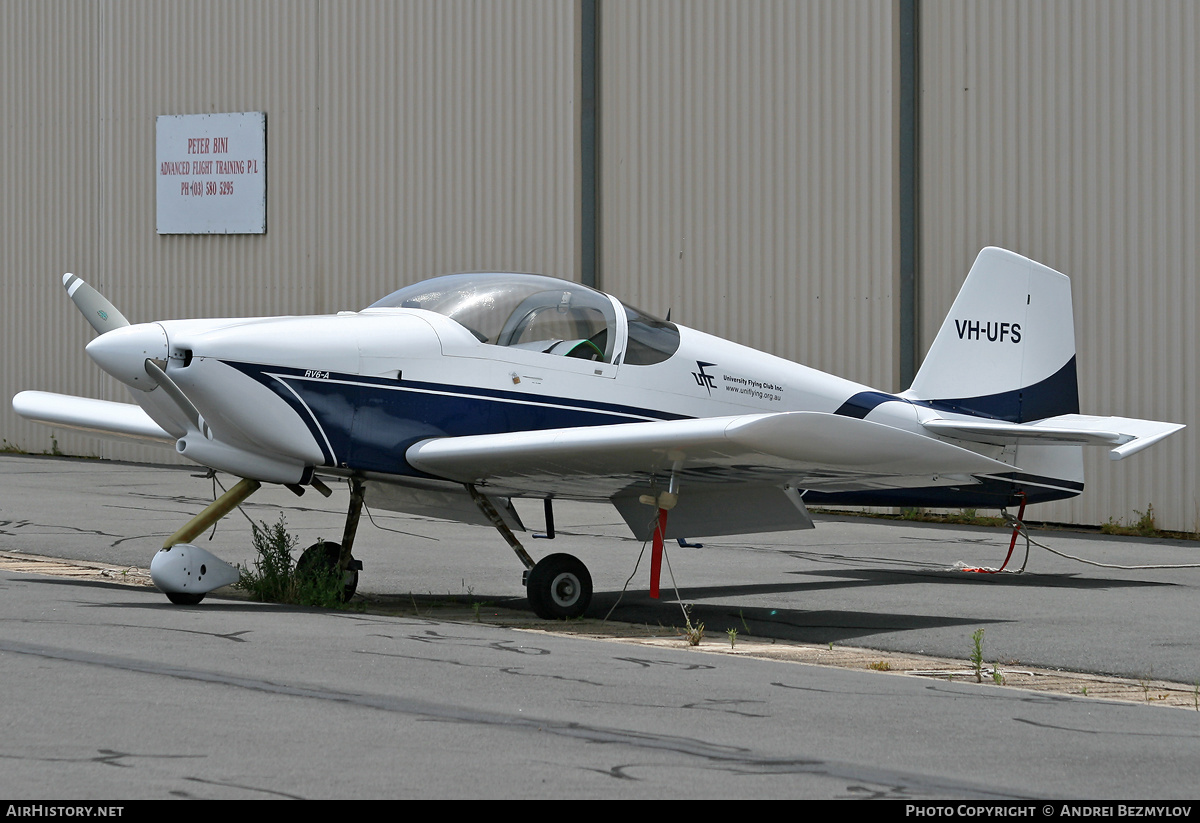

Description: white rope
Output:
[1008,514,1200,570]
[603,509,697,627]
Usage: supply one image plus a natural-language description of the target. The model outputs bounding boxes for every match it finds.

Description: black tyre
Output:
[165,591,205,605]
[526,553,592,619]
[297,541,359,602]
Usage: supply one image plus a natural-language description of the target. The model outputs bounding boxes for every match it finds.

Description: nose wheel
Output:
[525,553,592,619]
[297,541,361,602]
[165,591,206,605]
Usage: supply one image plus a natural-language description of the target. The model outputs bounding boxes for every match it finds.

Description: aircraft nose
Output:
[85,322,169,391]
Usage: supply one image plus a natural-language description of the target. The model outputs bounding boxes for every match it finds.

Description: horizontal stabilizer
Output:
[921,414,1184,461]
[12,391,174,445]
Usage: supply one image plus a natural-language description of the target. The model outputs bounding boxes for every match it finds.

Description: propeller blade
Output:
[143,358,210,438]
[63,272,130,335]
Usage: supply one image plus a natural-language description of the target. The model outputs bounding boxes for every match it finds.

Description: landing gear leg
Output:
[338,476,366,575]
[467,485,593,619]
[163,478,261,549]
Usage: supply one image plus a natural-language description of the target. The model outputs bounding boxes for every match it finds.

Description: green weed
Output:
[236,514,345,608]
[682,607,705,646]
[970,628,985,684]
[1101,505,1162,538]
[1134,505,1159,537]
[894,507,1006,527]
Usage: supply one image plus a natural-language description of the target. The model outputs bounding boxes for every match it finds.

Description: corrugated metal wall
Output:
[920,0,1199,530]
[600,1,899,389]
[2,1,1196,531]
[317,1,580,310]
[2,2,105,456]
[1,0,579,462]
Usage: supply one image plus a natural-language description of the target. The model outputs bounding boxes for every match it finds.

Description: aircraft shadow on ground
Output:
[581,568,1168,645]
[586,590,1002,646]
[785,567,1162,590]
[11,564,1170,647]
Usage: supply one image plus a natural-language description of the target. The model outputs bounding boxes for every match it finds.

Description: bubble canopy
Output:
[369,273,681,365]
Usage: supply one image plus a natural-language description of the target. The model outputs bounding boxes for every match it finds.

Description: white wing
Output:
[407,411,1014,538]
[13,391,174,445]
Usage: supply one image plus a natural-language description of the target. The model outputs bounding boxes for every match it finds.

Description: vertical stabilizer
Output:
[904,247,1078,423]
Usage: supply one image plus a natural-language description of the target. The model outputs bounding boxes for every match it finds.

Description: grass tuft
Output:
[236,514,346,608]
[1101,505,1162,538]
[970,628,985,684]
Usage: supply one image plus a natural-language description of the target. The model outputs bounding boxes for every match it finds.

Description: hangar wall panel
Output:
[315,1,579,311]
[920,1,1199,531]
[1,3,108,458]
[1,1,579,463]
[4,1,330,462]
[599,0,899,390]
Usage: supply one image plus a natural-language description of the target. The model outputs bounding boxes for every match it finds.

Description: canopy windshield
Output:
[369,273,619,362]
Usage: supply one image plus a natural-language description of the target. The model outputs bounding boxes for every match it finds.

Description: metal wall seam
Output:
[919,0,1198,530]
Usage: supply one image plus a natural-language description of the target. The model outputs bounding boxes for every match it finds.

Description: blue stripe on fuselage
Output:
[834,391,901,419]
[836,358,1080,424]
[222,361,688,475]
[911,357,1079,423]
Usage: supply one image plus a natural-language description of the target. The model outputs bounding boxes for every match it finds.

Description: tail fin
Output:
[905,247,1078,423]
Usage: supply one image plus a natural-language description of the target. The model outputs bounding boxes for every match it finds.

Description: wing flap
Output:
[13,391,174,445]
[921,414,1184,461]
[361,478,524,531]
[614,484,815,540]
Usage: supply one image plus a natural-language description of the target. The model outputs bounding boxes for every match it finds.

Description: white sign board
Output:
[156,112,266,234]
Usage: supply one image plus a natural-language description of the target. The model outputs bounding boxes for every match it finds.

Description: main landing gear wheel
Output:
[297,541,359,603]
[165,591,205,605]
[526,553,592,619]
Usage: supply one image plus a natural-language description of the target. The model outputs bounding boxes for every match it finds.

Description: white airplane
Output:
[12,247,1183,616]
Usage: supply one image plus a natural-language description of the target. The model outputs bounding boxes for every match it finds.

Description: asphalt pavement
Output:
[2,454,1200,798]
